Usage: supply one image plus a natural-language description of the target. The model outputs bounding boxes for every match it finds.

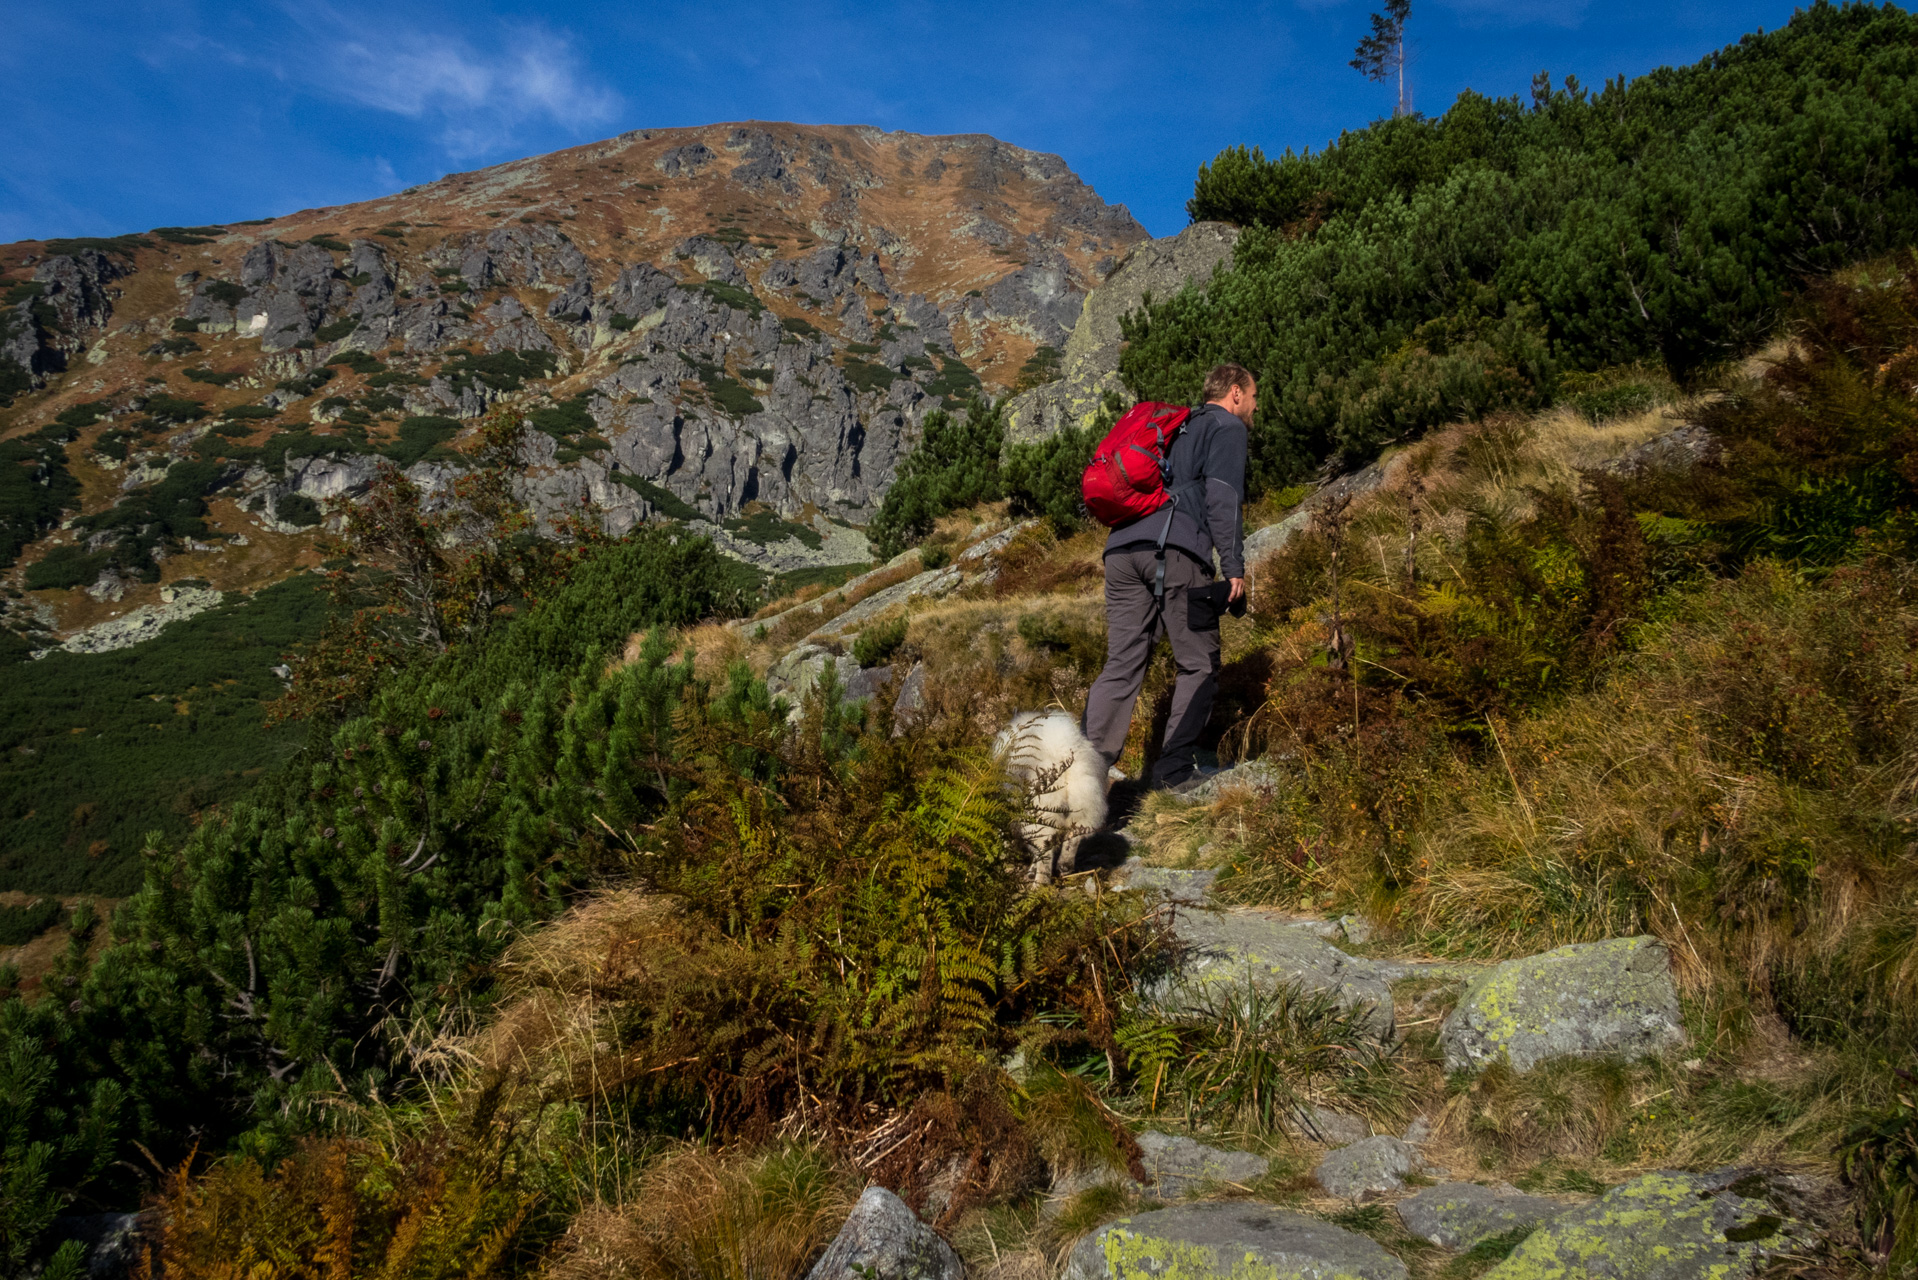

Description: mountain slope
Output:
[0,123,1146,635]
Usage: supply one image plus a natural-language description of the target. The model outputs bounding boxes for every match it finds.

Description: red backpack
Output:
[1080,401,1191,527]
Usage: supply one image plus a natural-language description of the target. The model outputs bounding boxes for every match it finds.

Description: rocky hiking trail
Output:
[797,762,1830,1279]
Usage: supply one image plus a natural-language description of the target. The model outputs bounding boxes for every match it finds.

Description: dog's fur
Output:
[994,711,1109,883]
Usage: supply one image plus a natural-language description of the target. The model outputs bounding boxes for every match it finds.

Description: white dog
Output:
[994,711,1110,883]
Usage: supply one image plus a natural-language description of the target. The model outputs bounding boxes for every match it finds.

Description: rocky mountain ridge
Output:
[0,122,1146,635]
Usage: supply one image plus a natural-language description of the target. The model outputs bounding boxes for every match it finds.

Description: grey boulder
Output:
[1396,1183,1563,1249]
[1439,936,1686,1074]
[1160,911,1397,1040]
[1110,859,1218,904]
[1066,1204,1406,1280]
[1135,1132,1268,1198]
[1300,1105,1371,1147]
[806,1186,963,1280]
[1179,758,1283,803]
[1484,1169,1807,1280]
[1313,1136,1432,1200]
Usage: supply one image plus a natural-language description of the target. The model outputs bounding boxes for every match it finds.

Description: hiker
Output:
[1081,363,1253,790]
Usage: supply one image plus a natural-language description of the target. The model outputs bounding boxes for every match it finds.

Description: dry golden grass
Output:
[462,889,675,1094]
[545,1145,858,1280]
[670,621,746,684]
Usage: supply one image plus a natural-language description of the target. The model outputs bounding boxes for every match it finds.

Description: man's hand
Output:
[1228,577,1245,603]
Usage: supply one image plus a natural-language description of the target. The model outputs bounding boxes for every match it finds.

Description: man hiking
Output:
[1082,363,1253,790]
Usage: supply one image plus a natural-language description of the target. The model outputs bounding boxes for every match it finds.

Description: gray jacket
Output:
[1102,402,1248,579]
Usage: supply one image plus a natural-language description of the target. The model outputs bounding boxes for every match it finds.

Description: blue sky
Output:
[1,0,1804,243]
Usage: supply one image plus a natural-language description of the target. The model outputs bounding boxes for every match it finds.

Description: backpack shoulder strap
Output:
[1151,404,1205,602]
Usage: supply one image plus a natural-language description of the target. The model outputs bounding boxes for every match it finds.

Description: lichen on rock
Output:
[1438,936,1685,1074]
[1065,1203,1407,1280]
[1482,1169,1806,1280]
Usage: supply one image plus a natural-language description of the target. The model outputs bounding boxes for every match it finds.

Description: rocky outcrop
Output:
[437,222,590,292]
[41,586,222,657]
[806,1186,963,1280]
[1066,1204,1407,1280]
[1396,1183,1564,1250]
[1484,1170,1807,1280]
[2,249,127,390]
[1438,936,1687,1074]
[1242,458,1392,578]
[240,241,350,352]
[1004,221,1239,442]
[586,284,930,520]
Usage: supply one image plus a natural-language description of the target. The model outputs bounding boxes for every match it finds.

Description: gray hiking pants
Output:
[1082,547,1220,785]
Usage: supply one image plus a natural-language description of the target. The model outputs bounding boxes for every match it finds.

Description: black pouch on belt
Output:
[1187,580,1240,631]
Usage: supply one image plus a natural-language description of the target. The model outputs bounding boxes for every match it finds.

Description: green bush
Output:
[723,508,823,549]
[1013,345,1062,391]
[842,358,898,394]
[22,545,105,591]
[155,226,222,245]
[68,459,232,583]
[37,532,746,1168]
[327,350,383,376]
[867,397,1007,560]
[681,355,764,417]
[689,280,763,313]
[920,352,982,406]
[1140,5,1918,488]
[851,615,908,667]
[527,394,596,442]
[169,317,202,333]
[200,281,246,307]
[307,235,349,252]
[610,472,702,521]
[140,394,207,423]
[314,317,360,343]
[0,575,327,894]
[1005,418,1100,537]
[276,367,334,397]
[183,367,239,387]
[1,428,81,570]
[383,416,462,467]
[0,899,63,946]
[276,493,322,527]
[53,402,109,431]
[41,235,151,258]
[441,348,556,394]
[1566,379,1665,423]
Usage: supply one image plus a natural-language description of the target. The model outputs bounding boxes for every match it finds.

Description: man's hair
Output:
[1202,363,1255,403]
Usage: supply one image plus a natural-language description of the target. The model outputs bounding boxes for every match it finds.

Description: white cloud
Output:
[314,20,621,156]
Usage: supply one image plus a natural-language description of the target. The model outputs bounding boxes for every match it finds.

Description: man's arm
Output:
[1203,416,1248,581]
